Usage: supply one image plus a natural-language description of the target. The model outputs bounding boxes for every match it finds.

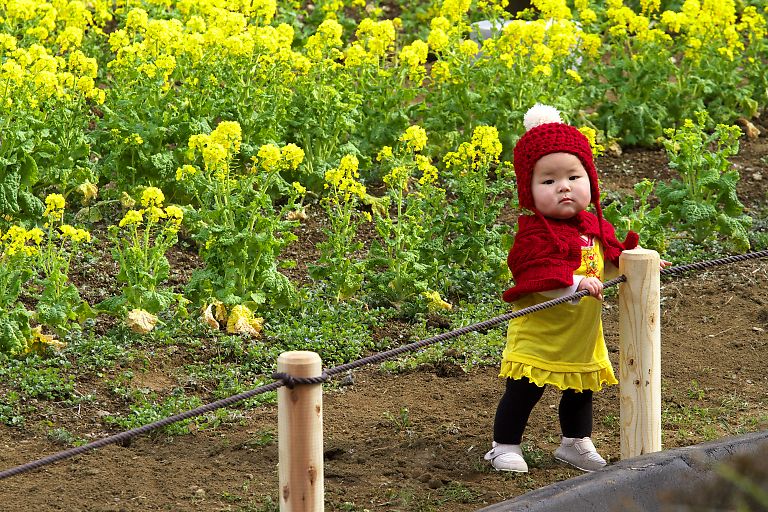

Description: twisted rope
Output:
[1,249,766,480]
[324,275,627,378]
[271,371,329,389]
[660,249,768,277]
[0,380,284,480]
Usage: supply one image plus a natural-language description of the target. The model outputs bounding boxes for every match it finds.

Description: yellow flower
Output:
[76,181,98,205]
[536,0,572,18]
[119,209,144,227]
[430,61,452,84]
[640,0,660,14]
[383,165,410,190]
[175,164,198,181]
[145,206,166,223]
[202,142,228,171]
[579,7,597,24]
[427,28,450,52]
[56,26,83,52]
[211,121,242,156]
[399,40,428,68]
[141,187,165,207]
[257,143,282,172]
[355,18,396,58]
[376,146,393,161]
[325,155,366,201]
[125,133,143,146]
[26,228,44,245]
[292,181,307,195]
[471,125,502,163]
[126,8,149,32]
[344,43,369,67]
[59,224,91,243]
[458,39,478,58]
[281,143,305,170]
[578,126,605,157]
[399,125,428,152]
[43,194,66,221]
[440,0,472,22]
[165,204,184,226]
[443,142,476,168]
[305,19,343,60]
[422,290,452,311]
[2,226,28,256]
[416,155,438,185]
[566,69,583,83]
[430,16,451,32]
[0,34,18,52]
[579,33,602,59]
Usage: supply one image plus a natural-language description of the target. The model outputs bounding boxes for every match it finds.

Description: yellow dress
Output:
[499,239,618,392]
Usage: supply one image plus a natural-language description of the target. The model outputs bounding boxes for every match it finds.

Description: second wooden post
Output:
[618,248,661,459]
[277,351,324,512]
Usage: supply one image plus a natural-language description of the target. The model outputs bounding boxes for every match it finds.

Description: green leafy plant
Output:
[0,224,41,355]
[440,125,514,294]
[368,126,450,311]
[603,179,672,253]
[33,194,94,337]
[657,111,751,251]
[382,406,412,432]
[0,130,43,222]
[309,154,370,301]
[105,389,203,436]
[285,19,363,190]
[0,356,77,402]
[179,122,303,321]
[102,187,186,332]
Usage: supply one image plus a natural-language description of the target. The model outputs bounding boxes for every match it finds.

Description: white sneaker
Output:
[484,442,529,473]
[554,436,607,472]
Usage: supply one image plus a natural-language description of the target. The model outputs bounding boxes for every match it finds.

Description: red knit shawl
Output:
[502,211,639,303]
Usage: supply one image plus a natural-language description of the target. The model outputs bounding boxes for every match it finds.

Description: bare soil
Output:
[0,134,767,511]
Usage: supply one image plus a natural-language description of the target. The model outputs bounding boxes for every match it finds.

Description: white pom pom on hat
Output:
[523,104,563,132]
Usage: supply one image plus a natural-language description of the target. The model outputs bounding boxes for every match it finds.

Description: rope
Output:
[0,380,284,480]
[660,249,768,277]
[271,371,329,389]
[1,249,766,480]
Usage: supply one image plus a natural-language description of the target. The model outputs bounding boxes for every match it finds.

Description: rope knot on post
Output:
[272,371,329,389]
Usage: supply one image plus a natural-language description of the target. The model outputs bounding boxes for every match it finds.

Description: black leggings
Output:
[493,377,593,444]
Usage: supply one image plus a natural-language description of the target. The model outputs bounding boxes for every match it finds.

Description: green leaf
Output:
[95,295,128,315]
[19,154,38,187]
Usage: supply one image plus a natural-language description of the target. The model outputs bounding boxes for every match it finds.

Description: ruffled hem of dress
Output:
[499,361,618,392]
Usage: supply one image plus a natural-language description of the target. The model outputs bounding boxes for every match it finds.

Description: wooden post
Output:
[277,351,324,511]
[618,248,661,459]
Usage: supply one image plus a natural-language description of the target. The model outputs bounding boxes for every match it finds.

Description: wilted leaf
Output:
[226,305,263,337]
[26,326,66,354]
[126,309,158,334]
[201,303,220,330]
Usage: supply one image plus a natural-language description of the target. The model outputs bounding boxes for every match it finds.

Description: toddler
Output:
[485,104,642,473]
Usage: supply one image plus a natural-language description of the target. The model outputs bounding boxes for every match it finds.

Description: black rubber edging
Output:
[477,430,768,512]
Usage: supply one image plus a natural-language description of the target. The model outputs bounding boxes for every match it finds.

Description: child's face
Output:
[531,152,591,219]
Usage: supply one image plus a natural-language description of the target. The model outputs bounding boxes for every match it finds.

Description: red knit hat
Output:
[513,104,602,221]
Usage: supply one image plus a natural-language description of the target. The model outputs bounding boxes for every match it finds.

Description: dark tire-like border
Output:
[478,430,768,512]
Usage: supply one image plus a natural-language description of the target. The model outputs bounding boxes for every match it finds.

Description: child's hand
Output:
[578,277,603,301]
[635,246,672,271]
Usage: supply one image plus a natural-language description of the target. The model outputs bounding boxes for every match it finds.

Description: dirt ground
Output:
[0,133,767,511]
